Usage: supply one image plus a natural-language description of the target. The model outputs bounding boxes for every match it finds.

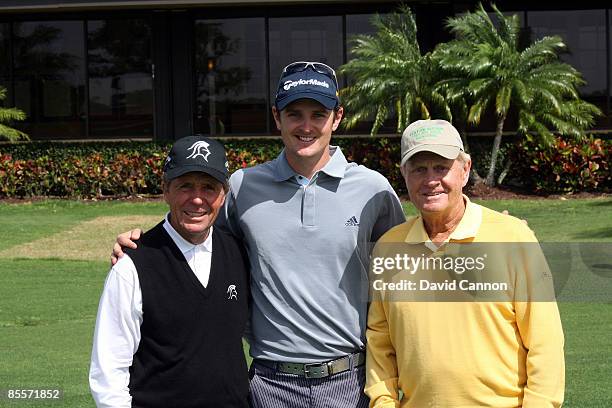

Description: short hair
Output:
[400,150,471,173]
[457,151,471,164]
[162,174,229,193]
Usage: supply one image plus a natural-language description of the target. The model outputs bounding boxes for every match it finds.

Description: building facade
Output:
[0,0,610,141]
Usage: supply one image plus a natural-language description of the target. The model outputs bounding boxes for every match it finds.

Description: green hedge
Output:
[507,135,612,193]
[0,136,609,198]
[0,140,274,198]
[0,138,406,198]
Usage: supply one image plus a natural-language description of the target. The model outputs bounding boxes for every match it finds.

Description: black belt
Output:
[254,351,365,379]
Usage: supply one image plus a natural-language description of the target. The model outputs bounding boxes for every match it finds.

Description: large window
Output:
[2,6,607,140]
[609,9,612,116]
[346,14,380,56]
[0,23,10,105]
[345,13,396,134]
[528,10,607,97]
[268,16,343,105]
[194,18,266,136]
[12,21,86,139]
[87,19,153,138]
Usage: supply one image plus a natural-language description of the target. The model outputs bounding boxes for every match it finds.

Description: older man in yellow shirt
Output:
[365,120,564,407]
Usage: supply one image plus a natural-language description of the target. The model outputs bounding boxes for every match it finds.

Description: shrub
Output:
[508,135,612,193]
[335,137,404,195]
[0,140,284,198]
[1,135,608,198]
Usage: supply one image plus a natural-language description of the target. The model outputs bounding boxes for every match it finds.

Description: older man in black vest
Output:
[89,136,250,408]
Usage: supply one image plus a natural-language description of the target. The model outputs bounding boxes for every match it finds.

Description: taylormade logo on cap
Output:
[400,119,464,166]
[275,65,339,111]
[283,78,330,91]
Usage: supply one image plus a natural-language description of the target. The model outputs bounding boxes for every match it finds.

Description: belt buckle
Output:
[303,362,329,379]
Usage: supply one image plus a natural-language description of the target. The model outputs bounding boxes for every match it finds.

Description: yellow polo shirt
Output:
[366,197,564,407]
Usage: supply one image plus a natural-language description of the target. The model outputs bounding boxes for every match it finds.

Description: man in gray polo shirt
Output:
[113,61,405,407]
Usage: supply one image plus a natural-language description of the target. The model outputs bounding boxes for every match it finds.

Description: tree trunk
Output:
[458,122,483,184]
[470,165,484,185]
[485,114,506,186]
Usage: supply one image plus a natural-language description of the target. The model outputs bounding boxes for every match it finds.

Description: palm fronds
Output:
[435,2,601,185]
[339,6,449,135]
[0,86,28,141]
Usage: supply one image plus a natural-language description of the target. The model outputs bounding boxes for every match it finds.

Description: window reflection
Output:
[527,10,606,97]
[268,16,343,110]
[0,7,606,140]
[88,19,153,138]
[194,18,266,136]
[487,11,525,27]
[345,14,395,134]
[609,10,612,116]
[346,13,380,59]
[12,21,85,139]
[0,23,10,106]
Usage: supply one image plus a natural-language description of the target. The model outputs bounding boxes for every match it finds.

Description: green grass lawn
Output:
[0,200,165,251]
[0,259,107,407]
[1,198,611,406]
[403,197,612,242]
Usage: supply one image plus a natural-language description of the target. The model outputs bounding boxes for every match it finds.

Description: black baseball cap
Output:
[163,135,229,184]
[275,61,340,111]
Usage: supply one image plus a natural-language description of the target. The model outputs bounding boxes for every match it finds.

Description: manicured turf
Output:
[403,197,612,242]
[1,198,611,406]
[560,302,612,407]
[0,200,166,251]
[0,259,106,407]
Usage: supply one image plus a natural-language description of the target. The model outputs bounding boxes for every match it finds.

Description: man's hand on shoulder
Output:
[111,229,143,265]
[502,210,528,225]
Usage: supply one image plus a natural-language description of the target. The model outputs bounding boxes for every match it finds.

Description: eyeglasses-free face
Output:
[281,61,338,88]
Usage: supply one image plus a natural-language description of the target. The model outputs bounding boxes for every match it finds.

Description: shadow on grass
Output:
[0,316,44,327]
[585,199,612,207]
[10,256,65,262]
[591,265,612,279]
[571,227,612,240]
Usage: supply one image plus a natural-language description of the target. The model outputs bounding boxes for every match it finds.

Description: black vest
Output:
[126,222,249,408]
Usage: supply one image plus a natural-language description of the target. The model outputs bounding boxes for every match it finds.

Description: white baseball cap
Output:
[400,119,464,166]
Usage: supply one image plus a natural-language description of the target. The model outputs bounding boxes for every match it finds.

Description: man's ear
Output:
[162,180,171,204]
[219,187,227,207]
[331,106,344,131]
[272,106,282,131]
[462,159,472,187]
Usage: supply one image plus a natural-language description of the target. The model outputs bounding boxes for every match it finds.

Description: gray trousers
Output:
[249,360,370,408]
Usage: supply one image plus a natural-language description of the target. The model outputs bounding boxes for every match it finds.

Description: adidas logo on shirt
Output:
[345,216,359,227]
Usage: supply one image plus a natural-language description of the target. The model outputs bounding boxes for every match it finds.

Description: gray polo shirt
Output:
[218,146,405,362]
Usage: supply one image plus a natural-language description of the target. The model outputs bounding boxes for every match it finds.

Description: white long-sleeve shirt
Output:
[89,216,214,408]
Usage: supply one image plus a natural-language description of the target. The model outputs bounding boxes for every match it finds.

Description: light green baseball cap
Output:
[400,119,464,166]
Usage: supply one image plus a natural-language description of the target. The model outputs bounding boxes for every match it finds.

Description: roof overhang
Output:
[0,0,388,13]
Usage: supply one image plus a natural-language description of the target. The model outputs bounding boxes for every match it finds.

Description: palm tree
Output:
[430,71,484,182]
[437,3,600,186]
[0,87,28,141]
[338,5,450,135]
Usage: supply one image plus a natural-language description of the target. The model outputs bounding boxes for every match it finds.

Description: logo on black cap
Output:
[163,135,228,185]
[186,141,212,162]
